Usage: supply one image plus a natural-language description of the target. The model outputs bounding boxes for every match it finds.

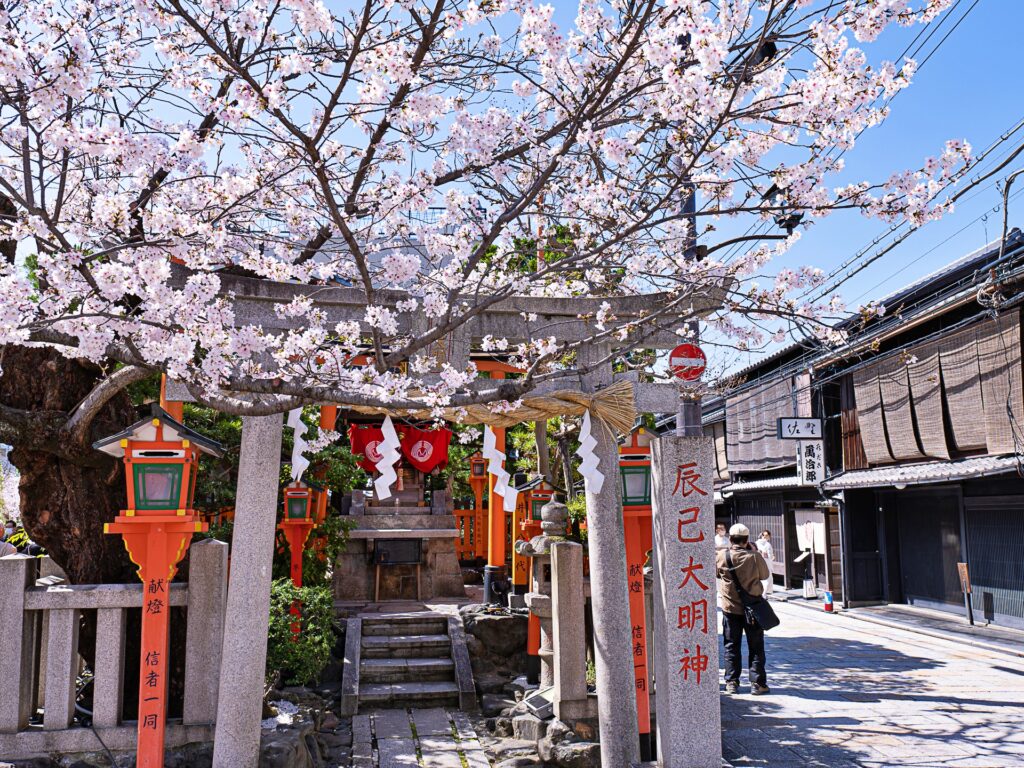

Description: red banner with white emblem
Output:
[348,425,385,472]
[400,427,451,474]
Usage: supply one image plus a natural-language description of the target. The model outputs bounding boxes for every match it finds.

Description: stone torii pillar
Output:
[212,414,284,767]
[580,346,640,768]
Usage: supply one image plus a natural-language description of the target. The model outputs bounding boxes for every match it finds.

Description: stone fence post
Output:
[184,539,229,725]
[0,555,38,733]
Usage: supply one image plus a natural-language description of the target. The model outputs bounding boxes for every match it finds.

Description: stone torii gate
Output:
[166,270,724,768]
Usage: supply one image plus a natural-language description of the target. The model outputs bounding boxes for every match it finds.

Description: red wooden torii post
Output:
[96,406,223,768]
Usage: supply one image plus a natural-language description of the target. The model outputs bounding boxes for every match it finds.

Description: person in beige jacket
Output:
[716,523,771,695]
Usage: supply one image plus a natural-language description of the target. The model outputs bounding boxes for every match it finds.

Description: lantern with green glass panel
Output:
[283,481,314,521]
[619,428,653,511]
[93,405,224,517]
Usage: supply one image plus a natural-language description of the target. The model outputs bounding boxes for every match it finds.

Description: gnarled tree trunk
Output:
[0,345,136,584]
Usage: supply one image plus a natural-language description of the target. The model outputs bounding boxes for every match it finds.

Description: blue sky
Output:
[549,0,1024,371]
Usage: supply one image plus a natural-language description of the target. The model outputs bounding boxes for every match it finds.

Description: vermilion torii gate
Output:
[165,269,724,768]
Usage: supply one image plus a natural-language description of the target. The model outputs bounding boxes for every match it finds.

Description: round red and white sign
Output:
[365,440,383,463]
[669,343,707,381]
[411,439,433,461]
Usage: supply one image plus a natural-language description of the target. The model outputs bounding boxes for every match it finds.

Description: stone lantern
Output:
[514,496,568,686]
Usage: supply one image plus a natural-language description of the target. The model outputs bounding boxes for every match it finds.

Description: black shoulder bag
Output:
[725,550,780,631]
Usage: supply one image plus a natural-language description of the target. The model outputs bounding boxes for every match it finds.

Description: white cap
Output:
[729,523,750,538]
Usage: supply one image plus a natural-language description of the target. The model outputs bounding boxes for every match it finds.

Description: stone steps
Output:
[360,633,452,658]
[362,614,449,635]
[358,681,461,709]
[341,611,477,714]
[360,657,455,683]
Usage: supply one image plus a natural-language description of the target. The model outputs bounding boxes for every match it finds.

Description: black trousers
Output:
[722,611,766,686]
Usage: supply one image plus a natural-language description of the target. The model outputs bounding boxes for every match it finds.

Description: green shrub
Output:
[272,514,354,588]
[265,579,335,686]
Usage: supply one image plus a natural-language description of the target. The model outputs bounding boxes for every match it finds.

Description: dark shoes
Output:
[751,683,771,696]
[724,681,740,694]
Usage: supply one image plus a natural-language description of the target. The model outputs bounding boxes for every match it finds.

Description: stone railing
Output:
[0,539,227,761]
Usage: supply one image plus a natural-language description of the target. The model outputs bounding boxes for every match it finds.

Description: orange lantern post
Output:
[279,481,317,637]
[468,452,488,559]
[97,407,222,768]
[620,428,654,757]
[280,481,316,587]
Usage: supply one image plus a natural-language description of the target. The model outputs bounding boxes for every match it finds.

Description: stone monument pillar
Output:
[650,435,720,768]
[550,540,589,721]
[212,414,284,768]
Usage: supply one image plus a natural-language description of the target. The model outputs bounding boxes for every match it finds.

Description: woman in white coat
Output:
[755,530,775,596]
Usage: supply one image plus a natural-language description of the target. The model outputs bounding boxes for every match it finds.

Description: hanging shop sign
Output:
[777,417,823,440]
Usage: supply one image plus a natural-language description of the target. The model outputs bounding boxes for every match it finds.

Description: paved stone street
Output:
[721,601,1024,767]
[349,708,490,767]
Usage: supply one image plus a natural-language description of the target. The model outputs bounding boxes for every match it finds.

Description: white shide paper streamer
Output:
[286,408,310,482]
[575,410,605,494]
[373,416,402,500]
[483,425,519,513]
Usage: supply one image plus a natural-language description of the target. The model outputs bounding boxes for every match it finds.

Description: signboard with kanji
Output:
[777,417,823,439]
[650,436,721,768]
[797,440,824,486]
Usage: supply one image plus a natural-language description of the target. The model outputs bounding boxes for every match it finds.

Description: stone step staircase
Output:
[340,612,478,715]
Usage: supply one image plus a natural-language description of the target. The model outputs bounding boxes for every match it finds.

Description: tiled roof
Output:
[823,454,1021,490]
[722,475,804,494]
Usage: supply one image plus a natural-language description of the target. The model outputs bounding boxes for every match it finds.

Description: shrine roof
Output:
[93,405,225,458]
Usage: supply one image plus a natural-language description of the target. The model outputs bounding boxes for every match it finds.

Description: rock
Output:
[571,720,596,741]
[496,759,542,768]
[481,693,515,716]
[506,676,536,697]
[512,713,549,742]
[461,605,528,656]
[471,655,497,676]
[476,672,510,694]
[317,731,349,750]
[259,721,318,768]
[276,686,328,709]
[320,712,340,731]
[537,719,576,763]
[493,716,514,738]
[465,634,485,657]
[510,699,531,716]
[551,741,600,768]
[488,738,539,760]
[546,720,576,744]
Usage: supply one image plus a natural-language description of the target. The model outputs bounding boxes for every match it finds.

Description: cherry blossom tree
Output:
[0,0,973,425]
